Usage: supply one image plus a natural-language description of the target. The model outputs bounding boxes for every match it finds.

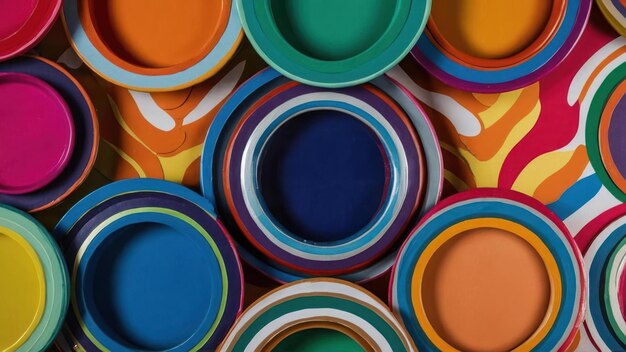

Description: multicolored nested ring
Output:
[411,0,591,92]
[201,68,443,282]
[218,278,416,351]
[391,189,584,351]
[53,179,243,351]
[223,82,424,275]
[604,236,626,345]
[410,217,563,351]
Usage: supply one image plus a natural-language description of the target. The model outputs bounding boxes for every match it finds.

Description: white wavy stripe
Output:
[568,37,626,106]
[182,61,245,125]
[245,309,390,352]
[221,281,412,349]
[560,51,626,151]
[583,216,626,351]
[127,61,245,131]
[129,90,177,131]
[57,48,84,70]
[386,66,481,137]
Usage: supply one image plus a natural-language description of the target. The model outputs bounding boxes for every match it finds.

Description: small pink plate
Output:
[0,72,74,195]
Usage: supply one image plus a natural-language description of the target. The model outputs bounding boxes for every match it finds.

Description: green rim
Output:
[231,295,409,351]
[604,236,626,344]
[586,61,626,201]
[237,0,431,87]
[0,204,69,352]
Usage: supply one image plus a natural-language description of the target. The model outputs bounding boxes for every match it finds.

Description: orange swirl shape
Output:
[390,55,588,204]
[92,42,266,189]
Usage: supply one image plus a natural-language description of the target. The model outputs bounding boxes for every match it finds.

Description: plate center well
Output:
[422,227,550,351]
[270,0,397,61]
[259,110,388,244]
[86,222,215,350]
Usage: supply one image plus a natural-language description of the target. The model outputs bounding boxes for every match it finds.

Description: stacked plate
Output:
[62,0,243,91]
[391,189,585,351]
[411,0,592,92]
[0,0,61,61]
[0,56,98,212]
[52,179,243,351]
[237,0,431,87]
[585,58,626,202]
[0,204,68,352]
[201,67,443,282]
[577,204,626,351]
[218,278,416,351]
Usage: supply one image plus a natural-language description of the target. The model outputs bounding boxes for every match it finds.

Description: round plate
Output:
[0,72,74,195]
[218,278,416,351]
[576,204,626,351]
[201,69,443,282]
[411,0,591,92]
[201,68,443,282]
[222,81,424,275]
[427,0,567,69]
[593,65,626,200]
[597,0,626,37]
[0,56,98,212]
[0,0,61,61]
[0,204,68,352]
[62,0,243,91]
[391,189,584,351]
[54,179,243,351]
[236,0,431,88]
[604,236,626,345]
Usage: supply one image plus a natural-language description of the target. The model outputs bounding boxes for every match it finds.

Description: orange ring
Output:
[427,0,567,69]
[77,0,231,76]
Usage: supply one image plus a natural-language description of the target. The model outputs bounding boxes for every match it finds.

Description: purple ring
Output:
[225,83,424,273]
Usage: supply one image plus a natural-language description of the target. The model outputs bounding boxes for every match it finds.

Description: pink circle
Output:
[0,72,74,194]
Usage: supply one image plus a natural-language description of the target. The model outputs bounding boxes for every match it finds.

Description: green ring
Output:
[237,0,431,87]
[586,61,626,201]
[231,295,409,351]
[604,236,626,344]
[0,204,69,352]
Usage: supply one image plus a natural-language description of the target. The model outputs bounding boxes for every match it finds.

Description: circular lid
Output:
[0,204,69,351]
[0,72,74,195]
[237,0,431,87]
[0,0,62,61]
